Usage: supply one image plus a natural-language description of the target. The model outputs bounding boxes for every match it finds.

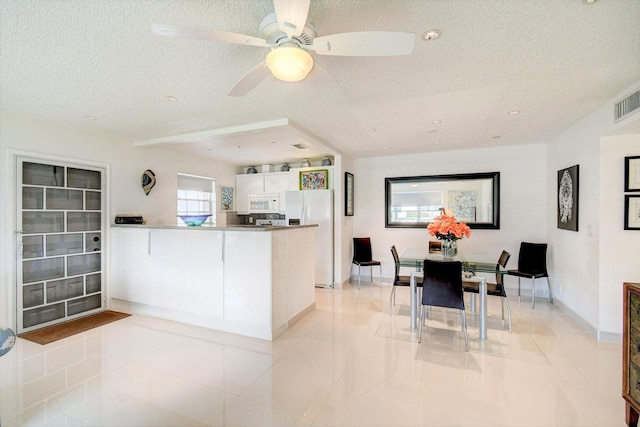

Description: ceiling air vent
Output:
[614,89,640,123]
[292,143,308,149]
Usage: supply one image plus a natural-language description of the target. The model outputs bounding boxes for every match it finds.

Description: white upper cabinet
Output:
[236,172,291,213]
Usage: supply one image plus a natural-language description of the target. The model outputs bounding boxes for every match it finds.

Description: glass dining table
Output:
[398,248,501,340]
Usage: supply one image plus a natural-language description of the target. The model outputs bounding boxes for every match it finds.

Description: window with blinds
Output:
[177,173,216,226]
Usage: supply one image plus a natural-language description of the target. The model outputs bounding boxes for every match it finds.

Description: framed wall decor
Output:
[385,172,500,229]
[624,195,640,230]
[300,169,328,190]
[557,164,579,231]
[345,172,354,216]
[625,156,640,192]
[220,186,234,210]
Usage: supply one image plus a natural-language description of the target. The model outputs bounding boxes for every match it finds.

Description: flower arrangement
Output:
[427,213,471,242]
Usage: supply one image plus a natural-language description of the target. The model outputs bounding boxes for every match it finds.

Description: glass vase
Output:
[441,239,458,259]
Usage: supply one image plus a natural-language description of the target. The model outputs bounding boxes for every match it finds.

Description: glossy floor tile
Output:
[0,283,624,426]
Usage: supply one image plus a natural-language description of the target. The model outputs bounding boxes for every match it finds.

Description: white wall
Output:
[352,144,548,282]
[599,134,640,336]
[0,111,237,328]
[337,154,354,285]
[546,106,607,332]
[547,80,640,339]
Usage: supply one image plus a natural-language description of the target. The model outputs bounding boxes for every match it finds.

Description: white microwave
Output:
[248,193,280,213]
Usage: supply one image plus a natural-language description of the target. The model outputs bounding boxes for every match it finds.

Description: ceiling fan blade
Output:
[308,62,347,99]
[272,0,310,39]
[152,23,268,47]
[312,31,415,56]
[228,62,271,97]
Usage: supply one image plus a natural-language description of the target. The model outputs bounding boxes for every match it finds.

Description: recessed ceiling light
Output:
[433,140,441,145]
[508,110,520,115]
[431,120,442,125]
[165,96,177,102]
[84,115,96,120]
[369,128,378,133]
[384,146,390,150]
[423,29,441,41]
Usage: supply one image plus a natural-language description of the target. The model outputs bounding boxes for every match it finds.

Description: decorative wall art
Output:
[557,164,579,231]
[624,195,640,230]
[448,191,477,222]
[300,169,328,190]
[345,172,354,216]
[141,169,156,196]
[625,156,640,192]
[220,186,234,210]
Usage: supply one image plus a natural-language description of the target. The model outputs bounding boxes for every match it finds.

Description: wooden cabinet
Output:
[623,282,640,427]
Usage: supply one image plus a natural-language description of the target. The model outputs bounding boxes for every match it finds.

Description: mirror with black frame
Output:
[385,172,500,229]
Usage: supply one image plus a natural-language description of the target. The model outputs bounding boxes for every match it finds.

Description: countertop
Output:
[110,224,318,231]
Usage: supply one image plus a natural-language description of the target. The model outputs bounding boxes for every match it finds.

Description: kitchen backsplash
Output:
[226,211,285,225]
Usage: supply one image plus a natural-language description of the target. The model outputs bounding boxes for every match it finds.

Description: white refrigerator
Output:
[285,190,334,288]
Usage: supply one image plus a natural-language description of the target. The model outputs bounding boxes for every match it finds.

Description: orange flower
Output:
[427,214,471,240]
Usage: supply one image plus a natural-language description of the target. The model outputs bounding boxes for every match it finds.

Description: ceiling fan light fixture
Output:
[266,47,314,82]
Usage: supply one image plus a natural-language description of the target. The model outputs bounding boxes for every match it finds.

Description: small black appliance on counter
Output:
[114,214,144,225]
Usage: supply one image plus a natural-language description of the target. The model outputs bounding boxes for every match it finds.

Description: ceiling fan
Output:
[151,0,415,97]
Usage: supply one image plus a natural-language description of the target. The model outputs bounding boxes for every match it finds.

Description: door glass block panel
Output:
[23,257,64,283]
[67,253,101,276]
[68,168,101,189]
[46,277,84,303]
[46,234,83,256]
[23,212,64,233]
[22,162,64,187]
[23,283,44,308]
[23,303,65,328]
[86,273,101,294]
[23,187,43,209]
[86,191,101,210]
[67,212,101,232]
[46,188,83,210]
[67,294,101,316]
[22,235,43,258]
[85,233,101,252]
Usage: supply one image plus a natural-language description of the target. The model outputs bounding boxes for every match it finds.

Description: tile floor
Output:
[0,283,625,426]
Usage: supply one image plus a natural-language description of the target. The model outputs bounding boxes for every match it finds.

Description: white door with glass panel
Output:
[17,158,105,333]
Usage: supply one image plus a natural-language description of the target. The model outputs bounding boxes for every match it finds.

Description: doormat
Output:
[19,310,131,345]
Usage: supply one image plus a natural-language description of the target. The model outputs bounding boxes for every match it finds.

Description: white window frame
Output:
[177,173,216,226]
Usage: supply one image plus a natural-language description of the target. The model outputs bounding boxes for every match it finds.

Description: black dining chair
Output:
[507,242,552,308]
[351,237,382,288]
[389,245,423,315]
[419,259,468,351]
[428,241,442,253]
[463,250,512,332]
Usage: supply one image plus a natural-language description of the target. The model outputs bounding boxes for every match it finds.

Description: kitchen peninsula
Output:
[110,224,317,340]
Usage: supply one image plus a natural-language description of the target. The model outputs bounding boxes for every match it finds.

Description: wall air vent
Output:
[292,143,308,149]
[614,89,640,123]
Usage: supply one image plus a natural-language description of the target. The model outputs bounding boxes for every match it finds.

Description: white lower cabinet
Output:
[222,231,271,327]
[110,226,315,340]
[110,228,223,315]
[111,228,154,304]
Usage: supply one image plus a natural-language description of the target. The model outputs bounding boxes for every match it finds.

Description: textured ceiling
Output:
[1,0,639,166]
